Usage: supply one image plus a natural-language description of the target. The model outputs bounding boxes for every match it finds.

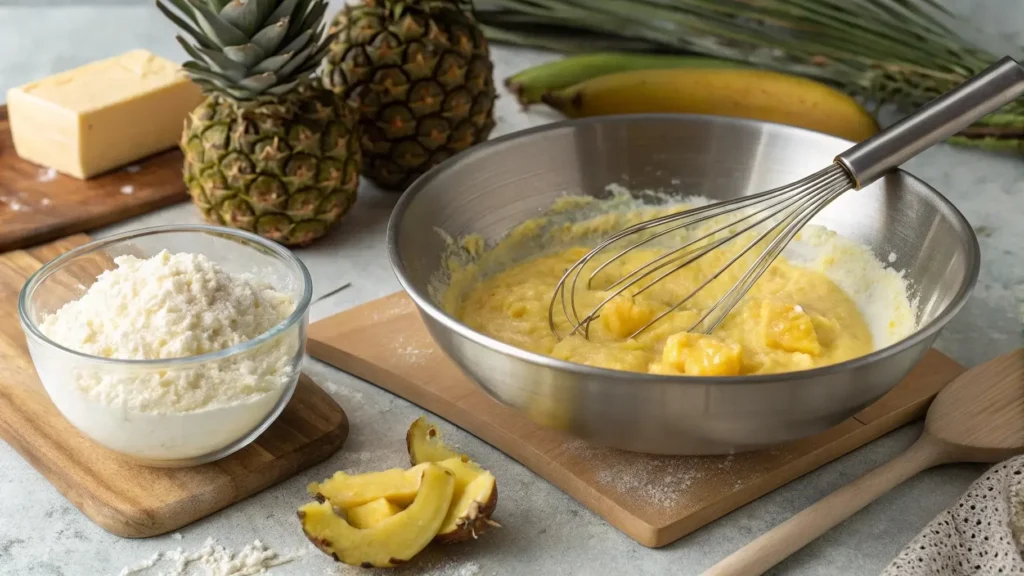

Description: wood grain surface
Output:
[0,105,190,252]
[0,234,349,538]
[704,349,1024,576]
[308,291,966,548]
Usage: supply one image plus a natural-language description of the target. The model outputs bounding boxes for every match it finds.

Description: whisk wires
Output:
[548,163,854,341]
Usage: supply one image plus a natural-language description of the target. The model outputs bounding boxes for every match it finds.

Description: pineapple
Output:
[157,0,361,246]
[322,0,497,191]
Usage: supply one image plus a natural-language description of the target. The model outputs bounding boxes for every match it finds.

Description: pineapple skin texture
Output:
[181,83,361,247]
[321,0,497,191]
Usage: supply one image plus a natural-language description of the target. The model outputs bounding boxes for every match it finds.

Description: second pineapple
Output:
[322,0,497,192]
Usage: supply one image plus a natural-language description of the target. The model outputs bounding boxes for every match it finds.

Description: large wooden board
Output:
[0,105,189,252]
[0,235,349,538]
[308,292,966,548]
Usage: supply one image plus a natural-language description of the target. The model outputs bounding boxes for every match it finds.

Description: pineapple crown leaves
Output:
[157,0,336,99]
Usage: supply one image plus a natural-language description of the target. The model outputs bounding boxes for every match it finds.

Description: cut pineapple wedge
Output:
[308,463,431,509]
[406,416,465,464]
[434,457,498,543]
[336,459,498,542]
[346,497,404,529]
[299,464,455,568]
[407,417,500,543]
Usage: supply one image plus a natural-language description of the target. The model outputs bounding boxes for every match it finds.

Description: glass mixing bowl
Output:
[18,225,312,467]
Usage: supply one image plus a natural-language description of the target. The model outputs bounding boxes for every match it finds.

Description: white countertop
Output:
[1,2,1023,575]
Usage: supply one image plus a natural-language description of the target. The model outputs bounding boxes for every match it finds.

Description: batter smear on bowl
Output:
[443,190,917,376]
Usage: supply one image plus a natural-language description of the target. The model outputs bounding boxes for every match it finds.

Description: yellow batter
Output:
[447,197,876,377]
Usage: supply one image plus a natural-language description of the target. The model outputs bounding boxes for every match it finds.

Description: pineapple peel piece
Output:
[434,457,498,543]
[662,332,743,376]
[309,463,432,509]
[299,464,455,568]
[407,417,500,543]
[761,301,822,355]
[406,416,468,465]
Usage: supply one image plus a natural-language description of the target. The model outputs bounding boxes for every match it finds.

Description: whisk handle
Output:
[836,56,1024,188]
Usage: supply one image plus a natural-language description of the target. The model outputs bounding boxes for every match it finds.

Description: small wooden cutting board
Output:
[0,105,190,252]
[308,292,966,548]
[0,234,349,538]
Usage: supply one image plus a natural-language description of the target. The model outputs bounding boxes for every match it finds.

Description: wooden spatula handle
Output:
[701,433,947,576]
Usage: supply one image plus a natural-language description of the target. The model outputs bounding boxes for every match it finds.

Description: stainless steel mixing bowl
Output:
[387,115,980,455]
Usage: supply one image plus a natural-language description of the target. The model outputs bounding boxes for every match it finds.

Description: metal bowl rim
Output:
[388,113,981,386]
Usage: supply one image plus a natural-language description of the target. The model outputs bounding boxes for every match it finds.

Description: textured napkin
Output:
[882,455,1024,575]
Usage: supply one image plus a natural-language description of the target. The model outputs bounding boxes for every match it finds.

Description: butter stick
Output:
[6,49,203,179]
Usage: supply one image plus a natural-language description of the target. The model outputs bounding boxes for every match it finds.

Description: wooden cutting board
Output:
[0,234,349,538]
[0,105,189,252]
[308,292,966,548]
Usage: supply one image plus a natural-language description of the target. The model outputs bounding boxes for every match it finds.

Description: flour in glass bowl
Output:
[34,250,300,461]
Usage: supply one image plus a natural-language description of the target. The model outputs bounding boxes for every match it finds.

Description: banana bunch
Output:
[506,53,879,142]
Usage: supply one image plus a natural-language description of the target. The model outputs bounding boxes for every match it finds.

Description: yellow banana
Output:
[541,68,879,142]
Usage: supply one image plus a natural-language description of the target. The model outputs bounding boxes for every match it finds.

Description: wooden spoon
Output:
[703,348,1024,576]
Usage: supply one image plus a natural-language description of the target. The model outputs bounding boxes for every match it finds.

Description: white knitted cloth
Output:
[882,455,1024,575]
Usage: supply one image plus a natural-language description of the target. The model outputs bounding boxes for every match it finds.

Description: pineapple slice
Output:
[599,295,656,338]
[761,301,822,355]
[406,416,466,465]
[299,464,455,568]
[434,457,498,543]
[341,460,497,542]
[407,418,499,543]
[307,463,431,509]
[661,332,743,376]
[346,498,404,530]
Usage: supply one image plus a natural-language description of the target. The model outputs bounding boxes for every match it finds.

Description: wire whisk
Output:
[549,56,1024,341]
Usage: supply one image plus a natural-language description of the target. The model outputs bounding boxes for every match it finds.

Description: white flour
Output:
[118,538,297,576]
[37,166,57,182]
[34,250,300,460]
[783,225,917,348]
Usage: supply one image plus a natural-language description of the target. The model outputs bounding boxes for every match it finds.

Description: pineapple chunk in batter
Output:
[658,333,743,376]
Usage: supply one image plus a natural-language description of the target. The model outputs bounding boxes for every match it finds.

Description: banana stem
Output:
[505,52,745,107]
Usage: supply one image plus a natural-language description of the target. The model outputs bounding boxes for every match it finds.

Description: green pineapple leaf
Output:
[250,17,290,54]
[218,0,265,36]
[190,1,249,47]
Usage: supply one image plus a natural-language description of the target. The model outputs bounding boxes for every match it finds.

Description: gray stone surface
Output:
[0,3,1021,575]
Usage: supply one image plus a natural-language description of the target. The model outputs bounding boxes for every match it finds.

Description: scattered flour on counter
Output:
[37,166,57,182]
[388,333,435,366]
[0,195,29,211]
[398,345,433,365]
[368,298,416,322]
[125,164,142,174]
[118,538,298,576]
[316,379,364,403]
[40,197,52,206]
[564,440,706,510]
[121,185,135,195]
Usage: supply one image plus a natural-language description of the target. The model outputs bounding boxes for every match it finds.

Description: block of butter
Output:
[6,49,204,179]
